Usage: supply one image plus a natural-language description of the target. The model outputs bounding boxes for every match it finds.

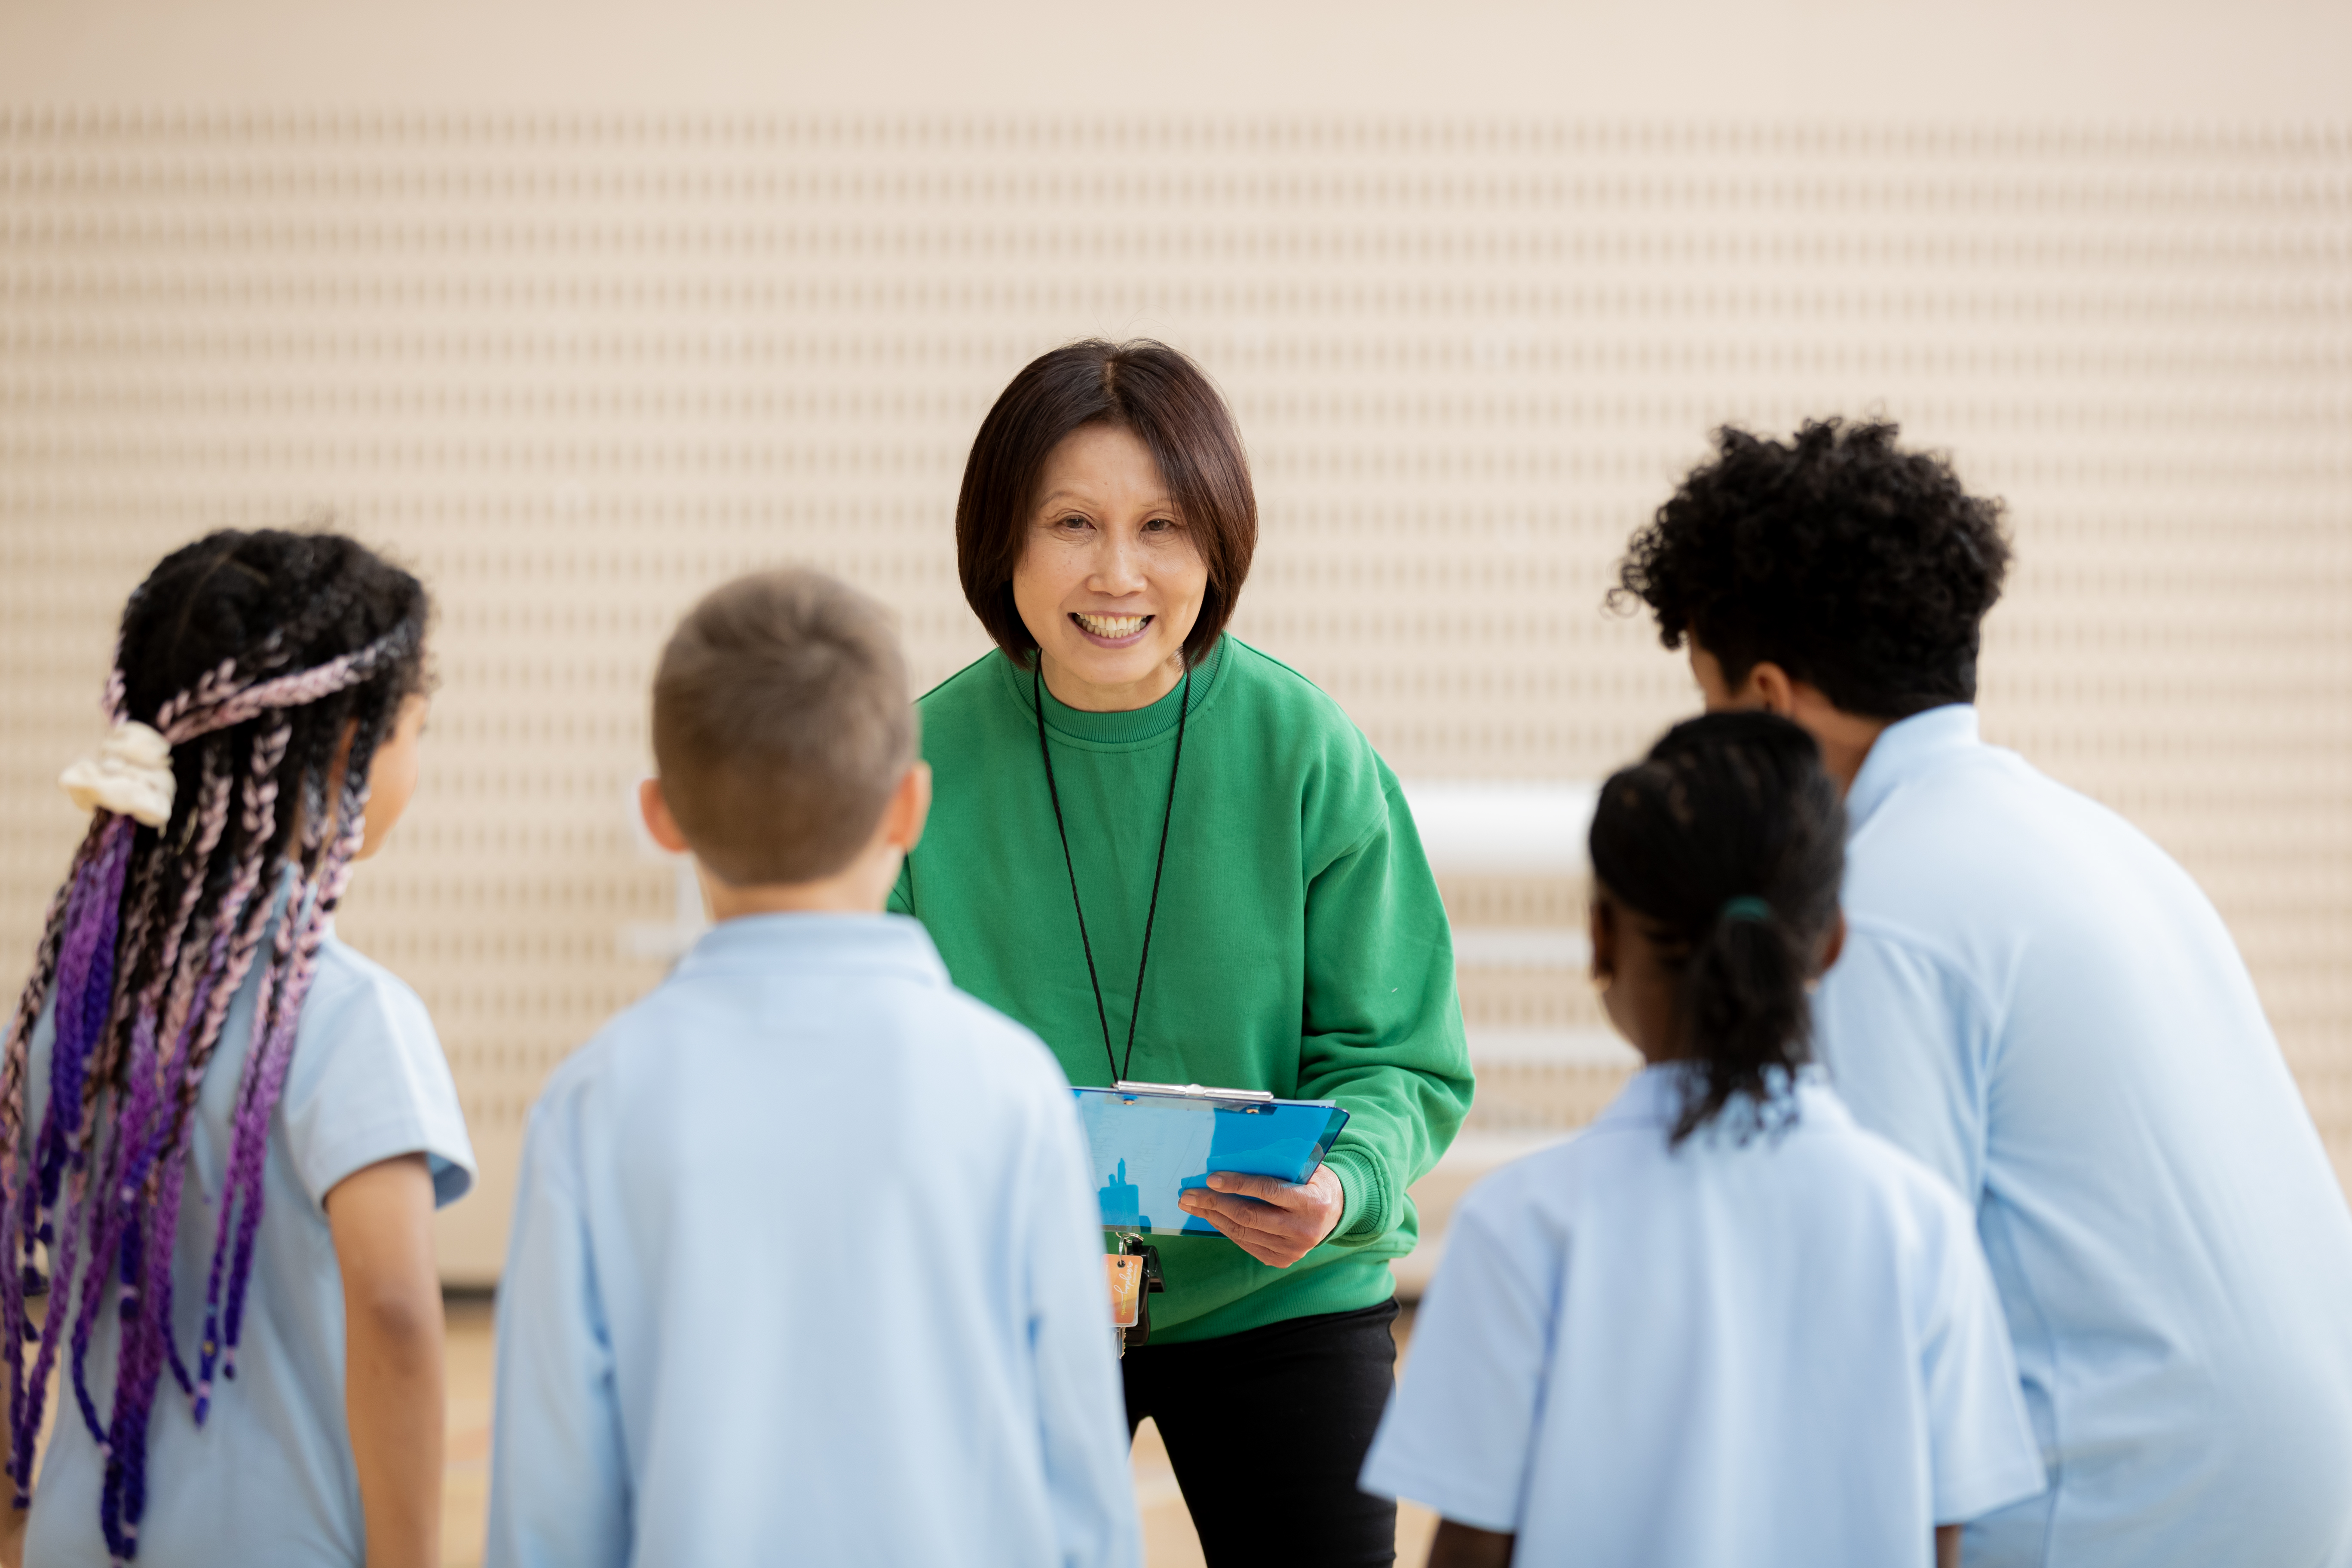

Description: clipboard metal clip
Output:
[1113,1080,1277,1110]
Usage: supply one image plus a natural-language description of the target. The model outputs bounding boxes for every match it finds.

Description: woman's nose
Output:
[1087,532,1148,594]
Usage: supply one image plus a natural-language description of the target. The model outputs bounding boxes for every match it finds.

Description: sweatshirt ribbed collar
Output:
[1000,635,1226,747]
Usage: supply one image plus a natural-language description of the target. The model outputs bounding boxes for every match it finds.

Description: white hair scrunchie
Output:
[58,720,177,828]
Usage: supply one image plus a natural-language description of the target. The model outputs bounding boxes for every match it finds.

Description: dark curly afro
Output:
[1612,419,2011,720]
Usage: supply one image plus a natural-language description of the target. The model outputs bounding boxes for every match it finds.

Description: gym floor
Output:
[437,1296,1439,1566]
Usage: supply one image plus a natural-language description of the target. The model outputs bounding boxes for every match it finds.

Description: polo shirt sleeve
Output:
[486,1087,631,1568]
[1920,1190,2048,1523]
[1014,1048,1145,1568]
[1815,923,1999,1203]
[281,949,476,1210]
[1358,1189,1549,1531]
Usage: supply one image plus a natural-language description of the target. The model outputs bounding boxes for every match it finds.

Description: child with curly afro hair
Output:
[1613,419,2352,1568]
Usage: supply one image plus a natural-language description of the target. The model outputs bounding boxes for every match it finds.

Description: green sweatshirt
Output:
[890,634,1473,1342]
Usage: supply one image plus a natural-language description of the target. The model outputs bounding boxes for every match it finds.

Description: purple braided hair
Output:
[213,775,371,1382]
[2,534,426,1561]
[7,818,134,1502]
[60,763,229,1461]
[0,827,103,1506]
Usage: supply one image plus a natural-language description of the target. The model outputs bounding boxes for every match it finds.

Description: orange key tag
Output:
[1107,1254,1144,1329]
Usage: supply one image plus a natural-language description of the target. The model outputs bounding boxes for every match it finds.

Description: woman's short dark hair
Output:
[1588,711,1846,1146]
[955,339,1256,668]
[1612,419,2011,720]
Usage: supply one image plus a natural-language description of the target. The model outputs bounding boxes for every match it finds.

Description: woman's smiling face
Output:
[1012,421,1208,713]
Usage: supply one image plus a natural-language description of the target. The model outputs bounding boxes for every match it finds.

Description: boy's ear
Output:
[638,777,693,855]
[1588,897,1616,986]
[881,761,931,854]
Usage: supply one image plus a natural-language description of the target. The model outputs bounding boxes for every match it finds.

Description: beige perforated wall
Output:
[3,111,2346,1280]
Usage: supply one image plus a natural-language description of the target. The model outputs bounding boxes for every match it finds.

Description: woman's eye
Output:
[1142,517,1176,533]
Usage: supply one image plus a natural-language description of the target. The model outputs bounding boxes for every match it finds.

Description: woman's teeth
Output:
[1074,613,1149,639]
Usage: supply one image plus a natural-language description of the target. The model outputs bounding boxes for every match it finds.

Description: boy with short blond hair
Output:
[486,568,1139,1568]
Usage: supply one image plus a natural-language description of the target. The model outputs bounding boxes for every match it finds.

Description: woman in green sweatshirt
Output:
[890,339,1471,1565]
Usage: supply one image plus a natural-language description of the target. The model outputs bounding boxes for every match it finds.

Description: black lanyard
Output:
[1035,658,1191,1087]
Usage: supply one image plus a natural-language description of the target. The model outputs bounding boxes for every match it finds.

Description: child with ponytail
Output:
[2,530,474,1568]
[1362,712,2046,1568]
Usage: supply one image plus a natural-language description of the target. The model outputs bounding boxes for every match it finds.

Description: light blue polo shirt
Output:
[1815,704,2352,1567]
[24,924,476,1568]
[486,913,1139,1568]
[1361,1066,2044,1564]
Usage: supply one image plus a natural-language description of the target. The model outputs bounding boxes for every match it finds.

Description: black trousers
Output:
[1122,1299,1400,1567]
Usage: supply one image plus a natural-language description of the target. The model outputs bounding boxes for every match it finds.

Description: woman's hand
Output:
[1176,1164,1345,1267]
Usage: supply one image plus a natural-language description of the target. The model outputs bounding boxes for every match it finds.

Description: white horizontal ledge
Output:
[1467,1027,1642,1069]
[1398,779,1597,876]
[1450,924,1590,971]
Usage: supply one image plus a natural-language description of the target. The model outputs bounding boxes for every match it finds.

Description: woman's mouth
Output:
[1071,612,1152,647]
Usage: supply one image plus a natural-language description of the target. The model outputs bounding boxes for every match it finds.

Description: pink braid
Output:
[153,622,417,747]
[148,767,236,1102]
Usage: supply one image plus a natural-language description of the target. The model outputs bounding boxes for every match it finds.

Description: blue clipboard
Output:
[1073,1081,1351,1238]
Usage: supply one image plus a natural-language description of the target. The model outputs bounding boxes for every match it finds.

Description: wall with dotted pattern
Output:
[2,110,2345,1279]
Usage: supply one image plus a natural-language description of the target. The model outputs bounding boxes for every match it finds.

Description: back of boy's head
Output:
[652,568,914,887]
[1614,419,2011,720]
[1588,711,1846,1145]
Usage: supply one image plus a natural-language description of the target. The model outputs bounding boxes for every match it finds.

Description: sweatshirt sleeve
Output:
[1295,764,1473,1244]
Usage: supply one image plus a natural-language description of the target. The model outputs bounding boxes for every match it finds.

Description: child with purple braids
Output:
[2,530,475,1568]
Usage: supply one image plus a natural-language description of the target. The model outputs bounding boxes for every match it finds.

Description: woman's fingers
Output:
[1201,1171,1298,1205]
[1184,1207,1312,1267]
[1176,1193,1311,1264]
[1177,1164,1345,1268]
[1177,1188,1296,1237]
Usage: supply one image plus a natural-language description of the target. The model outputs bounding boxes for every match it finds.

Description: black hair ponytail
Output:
[1587,711,1846,1145]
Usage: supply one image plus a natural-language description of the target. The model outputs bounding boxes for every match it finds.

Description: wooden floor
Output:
[439,1297,1437,1567]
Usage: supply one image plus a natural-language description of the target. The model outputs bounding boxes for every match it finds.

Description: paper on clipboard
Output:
[1074,1081,1351,1237]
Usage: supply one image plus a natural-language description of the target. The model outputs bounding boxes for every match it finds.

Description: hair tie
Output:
[58,720,176,827]
[1718,895,1773,925]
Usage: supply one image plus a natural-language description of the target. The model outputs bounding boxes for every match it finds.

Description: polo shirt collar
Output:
[674,911,949,986]
[1595,1063,1703,1128]
[1594,1061,1845,1136]
[1843,703,1981,833]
